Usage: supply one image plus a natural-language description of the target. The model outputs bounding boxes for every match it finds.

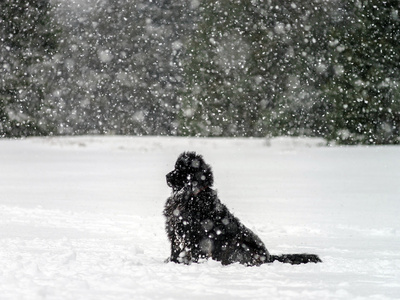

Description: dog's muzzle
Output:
[166,170,176,188]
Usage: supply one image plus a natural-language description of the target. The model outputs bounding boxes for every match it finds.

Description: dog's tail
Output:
[270,253,322,264]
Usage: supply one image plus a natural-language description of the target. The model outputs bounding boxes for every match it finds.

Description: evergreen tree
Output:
[0,0,59,137]
[178,0,339,137]
[268,1,341,138]
[53,0,198,135]
[321,0,400,144]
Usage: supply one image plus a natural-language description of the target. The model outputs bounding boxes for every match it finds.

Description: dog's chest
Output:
[164,195,192,228]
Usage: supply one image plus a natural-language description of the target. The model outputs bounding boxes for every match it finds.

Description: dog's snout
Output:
[166,170,176,187]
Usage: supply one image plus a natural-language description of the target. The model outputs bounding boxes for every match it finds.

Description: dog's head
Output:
[166,152,214,192]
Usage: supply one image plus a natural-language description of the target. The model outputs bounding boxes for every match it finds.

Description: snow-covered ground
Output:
[1,136,399,300]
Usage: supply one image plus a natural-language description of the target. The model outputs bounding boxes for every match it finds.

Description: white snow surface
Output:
[1,136,399,300]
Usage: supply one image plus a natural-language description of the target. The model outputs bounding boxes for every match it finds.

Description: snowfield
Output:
[1,136,399,300]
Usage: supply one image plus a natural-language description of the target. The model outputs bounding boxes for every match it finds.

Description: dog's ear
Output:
[191,153,213,189]
[199,159,213,188]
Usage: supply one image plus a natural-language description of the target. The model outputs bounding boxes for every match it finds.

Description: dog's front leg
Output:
[168,235,182,263]
[168,234,193,264]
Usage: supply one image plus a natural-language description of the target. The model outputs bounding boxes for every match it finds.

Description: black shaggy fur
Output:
[164,152,322,266]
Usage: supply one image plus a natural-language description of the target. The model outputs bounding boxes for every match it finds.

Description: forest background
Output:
[1,0,399,144]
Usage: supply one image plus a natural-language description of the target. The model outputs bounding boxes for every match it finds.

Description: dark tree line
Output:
[1,0,399,144]
[0,0,59,137]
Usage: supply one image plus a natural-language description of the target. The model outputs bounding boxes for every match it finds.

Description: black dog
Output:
[164,152,322,266]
